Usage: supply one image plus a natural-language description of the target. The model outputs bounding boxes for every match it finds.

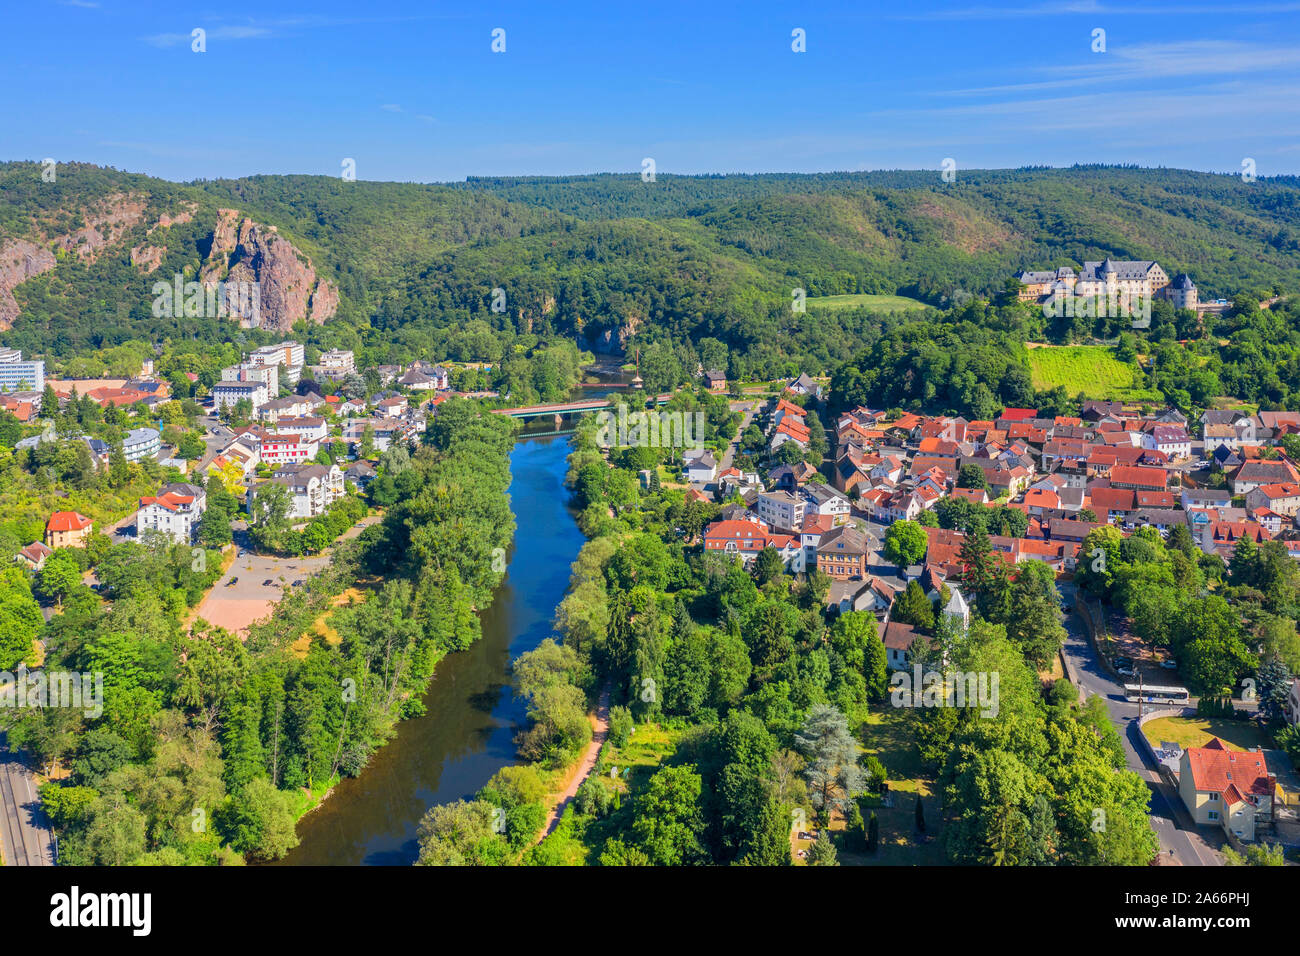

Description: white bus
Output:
[1123,683,1190,705]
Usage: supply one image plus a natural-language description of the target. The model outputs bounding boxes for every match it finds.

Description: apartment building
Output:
[0,347,45,393]
[756,490,805,533]
[136,482,207,544]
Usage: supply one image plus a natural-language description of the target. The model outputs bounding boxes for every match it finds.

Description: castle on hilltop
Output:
[1016,259,1197,310]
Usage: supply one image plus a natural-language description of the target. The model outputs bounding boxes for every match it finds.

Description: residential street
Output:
[1057,581,1222,866]
[718,399,759,475]
[0,730,56,866]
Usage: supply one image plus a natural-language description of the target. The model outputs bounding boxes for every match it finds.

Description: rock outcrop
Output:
[0,240,57,329]
[0,196,336,333]
[201,209,337,332]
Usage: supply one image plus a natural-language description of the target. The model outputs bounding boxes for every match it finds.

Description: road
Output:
[718,399,759,475]
[1057,581,1221,866]
[0,730,56,866]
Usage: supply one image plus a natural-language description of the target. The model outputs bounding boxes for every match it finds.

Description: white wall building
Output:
[0,348,45,393]
[136,482,207,543]
[123,427,161,462]
[212,379,270,413]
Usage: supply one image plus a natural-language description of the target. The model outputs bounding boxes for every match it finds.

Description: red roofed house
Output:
[999,407,1038,423]
[1178,738,1274,842]
[16,541,53,571]
[0,394,34,421]
[881,620,925,671]
[1244,482,1300,518]
[703,519,772,566]
[136,482,208,544]
[1109,465,1168,492]
[45,511,93,549]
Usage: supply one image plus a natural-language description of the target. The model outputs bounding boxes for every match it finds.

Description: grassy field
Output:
[1141,717,1273,753]
[806,293,930,313]
[1025,345,1162,401]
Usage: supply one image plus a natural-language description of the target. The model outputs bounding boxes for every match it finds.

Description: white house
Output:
[268,415,328,443]
[212,379,270,413]
[123,427,161,463]
[802,484,851,525]
[136,482,207,544]
[682,450,717,484]
[756,490,805,533]
[1141,425,1191,460]
[253,428,320,466]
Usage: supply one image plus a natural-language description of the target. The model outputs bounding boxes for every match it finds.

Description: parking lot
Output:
[195,515,381,635]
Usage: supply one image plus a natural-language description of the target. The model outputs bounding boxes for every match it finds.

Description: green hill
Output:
[2,163,1299,381]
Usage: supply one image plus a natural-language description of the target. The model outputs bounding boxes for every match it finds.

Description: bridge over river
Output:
[492,393,671,420]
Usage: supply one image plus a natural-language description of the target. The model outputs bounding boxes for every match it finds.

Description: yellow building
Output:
[45,511,93,549]
[1178,739,1274,843]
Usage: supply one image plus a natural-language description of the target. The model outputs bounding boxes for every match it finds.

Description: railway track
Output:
[0,734,53,866]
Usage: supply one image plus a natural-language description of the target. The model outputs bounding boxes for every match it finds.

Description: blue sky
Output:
[5,0,1300,183]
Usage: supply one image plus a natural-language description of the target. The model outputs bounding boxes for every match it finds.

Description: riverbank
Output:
[278,435,585,865]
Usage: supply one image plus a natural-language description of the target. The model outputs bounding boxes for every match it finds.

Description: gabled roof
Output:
[1184,739,1273,800]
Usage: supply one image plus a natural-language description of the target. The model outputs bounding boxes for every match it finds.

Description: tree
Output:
[884,519,927,567]
[198,505,233,548]
[795,704,864,824]
[959,523,998,603]
[892,580,935,630]
[1222,842,1286,866]
[33,550,83,608]
[214,778,300,861]
[753,546,784,585]
[177,431,206,460]
[957,463,989,491]
[632,766,707,865]
[416,799,507,866]
[806,831,839,865]
[914,794,926,833]
[1004,560,1065,668]
[1256,659,1293,723]
[867,810,879,853]
[0,567,44,668]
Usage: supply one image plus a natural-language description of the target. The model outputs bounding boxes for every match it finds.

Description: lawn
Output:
[828,706,946,866]
[1025,345,1162,402]
[806,293,931,313]
[1141,716,1274,753]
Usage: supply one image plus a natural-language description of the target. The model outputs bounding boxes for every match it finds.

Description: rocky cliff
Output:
[0,194,337,333]
[199,208,338,332]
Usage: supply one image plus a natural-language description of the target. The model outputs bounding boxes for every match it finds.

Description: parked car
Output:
[263,578,274,586]
[237,549,246,557]
[226,577,239,587]
[1161,658,1178,670]
[1112,657,1136,677]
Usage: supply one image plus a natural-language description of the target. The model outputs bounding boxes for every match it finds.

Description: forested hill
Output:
[2,161,1299,374]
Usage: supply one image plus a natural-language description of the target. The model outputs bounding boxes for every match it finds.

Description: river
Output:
[278,434,583,865]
